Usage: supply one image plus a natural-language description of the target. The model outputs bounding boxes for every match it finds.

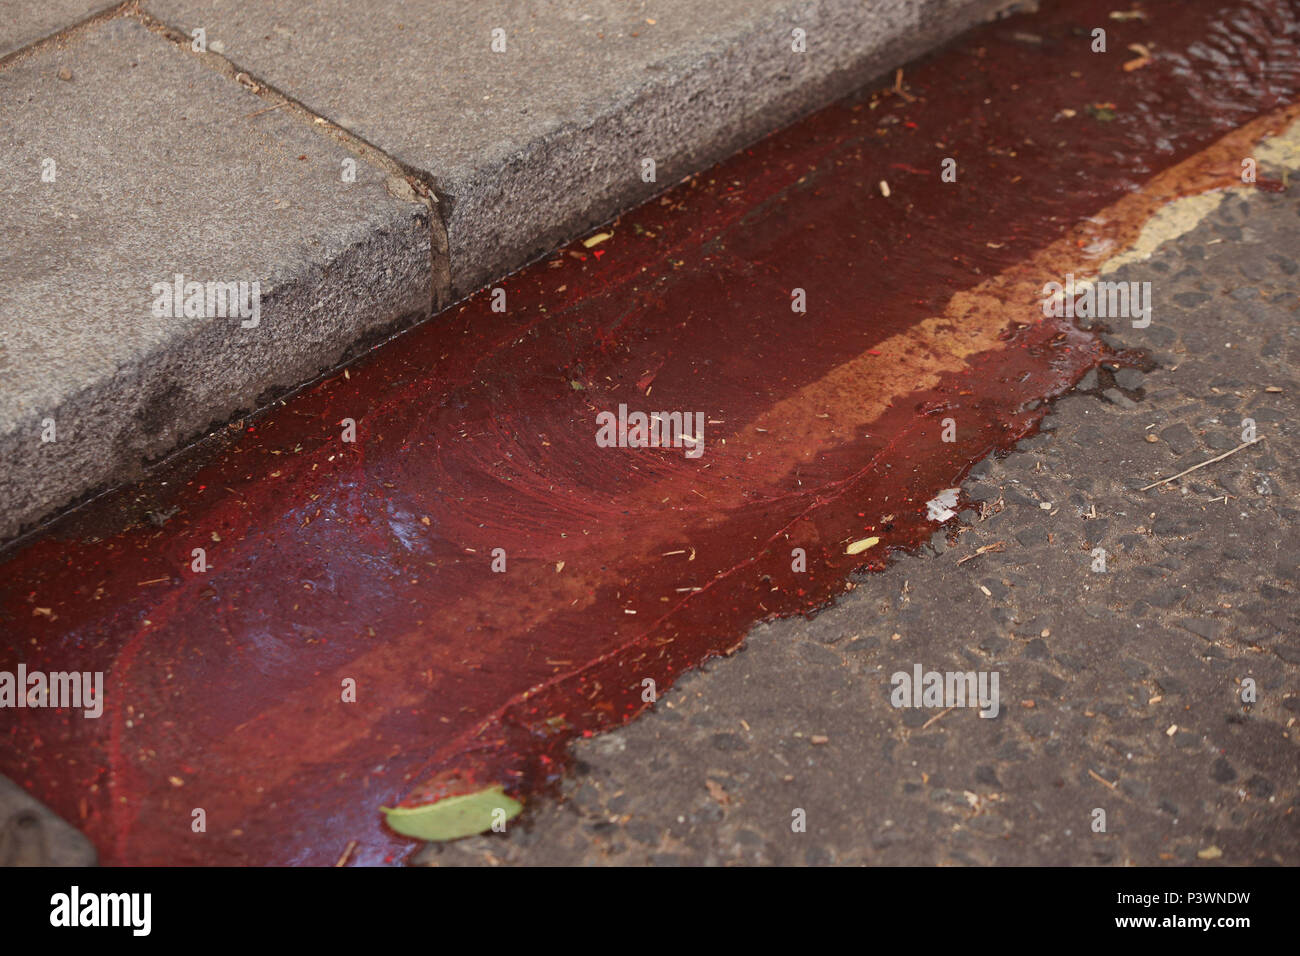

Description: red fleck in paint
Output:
[0,0,1297,866]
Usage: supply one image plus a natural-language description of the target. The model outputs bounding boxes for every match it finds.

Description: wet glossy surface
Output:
[2,0,1297,864]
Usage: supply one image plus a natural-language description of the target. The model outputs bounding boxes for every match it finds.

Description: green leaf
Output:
[844,536,880,555]
[382,785,522,841]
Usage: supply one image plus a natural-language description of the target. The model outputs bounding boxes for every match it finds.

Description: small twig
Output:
[1088,769,1118,790]
[334,839,357,867]
[246,101,290,119]
[957,541,1005,565]
[893,67,917,103]
[921,706,955,730]
[1140,438,1262,491]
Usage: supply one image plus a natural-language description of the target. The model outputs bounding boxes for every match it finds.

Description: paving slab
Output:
[0,17,432,541]
[142,0,1017,295]
[0,0,117,60]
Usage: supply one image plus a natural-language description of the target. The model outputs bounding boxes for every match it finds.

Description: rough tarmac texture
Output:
[413,180,1300,866]
[142,0,1013,295]
[0,773,96,866]
[0,17,431,541]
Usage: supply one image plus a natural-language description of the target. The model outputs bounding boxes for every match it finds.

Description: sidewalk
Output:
[0,0,1013,543]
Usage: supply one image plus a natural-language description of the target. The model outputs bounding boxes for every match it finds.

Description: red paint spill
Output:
[1,0,1297,865]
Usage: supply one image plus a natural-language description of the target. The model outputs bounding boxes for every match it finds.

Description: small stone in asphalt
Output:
[1103,388,1138,409]
[1114,367,1146,390]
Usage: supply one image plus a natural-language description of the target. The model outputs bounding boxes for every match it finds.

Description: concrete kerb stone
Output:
[0,0,122,62]
[142,0,1019,296]
[0,15,433,542]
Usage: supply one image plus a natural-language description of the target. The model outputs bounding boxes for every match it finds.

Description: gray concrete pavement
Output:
[0,0,117,60]
[0,17,431,542]
[413,177,1300,867]
[0,0,1015,542]
[143,0,1015,295]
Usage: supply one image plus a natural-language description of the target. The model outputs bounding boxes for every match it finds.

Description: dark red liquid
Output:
[2,0,1297,865]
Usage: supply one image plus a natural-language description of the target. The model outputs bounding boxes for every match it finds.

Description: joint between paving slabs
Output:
[131,2,453,314]
[0,1,453,314]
